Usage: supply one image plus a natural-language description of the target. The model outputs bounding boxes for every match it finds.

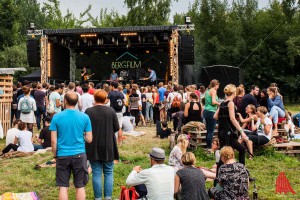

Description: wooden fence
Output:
[0,75,13,136]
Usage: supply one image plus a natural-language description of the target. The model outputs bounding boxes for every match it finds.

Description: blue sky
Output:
[38,0,270,23]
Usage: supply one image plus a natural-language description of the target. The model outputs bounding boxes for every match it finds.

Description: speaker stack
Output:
[179,35,194,65]
[27,39,41,67]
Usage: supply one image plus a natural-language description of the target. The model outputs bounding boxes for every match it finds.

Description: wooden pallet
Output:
[274,141,300,154]
[0,75,13,136]
[188,129,218,149]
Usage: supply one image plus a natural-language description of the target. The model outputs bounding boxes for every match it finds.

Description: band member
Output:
[81,67,88,82]
[110,69,118,82]
[146,67,157,85]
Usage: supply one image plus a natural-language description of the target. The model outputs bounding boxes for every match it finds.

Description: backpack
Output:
[171,93,181,108]
[20,97,32,114]
[113,92,124,112]
[119,186,139,200]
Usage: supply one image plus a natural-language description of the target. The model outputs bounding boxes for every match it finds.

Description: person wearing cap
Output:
[126,147,174,200]
[34,116,52,151]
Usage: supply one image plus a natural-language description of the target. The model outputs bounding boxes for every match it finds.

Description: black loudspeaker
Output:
[179,35,194,65]
[27,39,41,67]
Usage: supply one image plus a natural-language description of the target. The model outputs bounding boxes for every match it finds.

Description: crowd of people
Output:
[1,78,297,200]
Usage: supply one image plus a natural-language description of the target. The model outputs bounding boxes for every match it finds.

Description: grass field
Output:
[0,104,299,199]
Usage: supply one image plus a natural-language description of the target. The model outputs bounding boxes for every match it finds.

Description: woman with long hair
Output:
[267,87,285,135]
[169,134,189,173]
[214,84,248,171]
[237,104,257,132]
[203,79,220,151]
[233,86,245,114]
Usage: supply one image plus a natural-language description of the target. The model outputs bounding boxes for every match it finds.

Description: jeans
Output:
[11,108,18,126]
[33,144,44,151]
[145,102,153,122]
[131,110,140,126]
[90,161,114,200]
[203,110,217,149]
[269,106,285,124]
[36,106,46,130]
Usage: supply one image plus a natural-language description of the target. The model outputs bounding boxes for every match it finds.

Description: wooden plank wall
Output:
[0,75,13,136]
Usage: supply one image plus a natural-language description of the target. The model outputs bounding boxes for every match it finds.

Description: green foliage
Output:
[0,43,28,68]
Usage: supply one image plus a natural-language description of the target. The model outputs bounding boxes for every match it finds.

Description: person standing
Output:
[85,89,120,200]
[81,84,94,113]
[203,80,220,151]
[110,69,118,82]
[34,84,46,130]
[81,67,88,82]
[50,92,92,200]
[75,81,83,95]
[18,86,37,133]
[48,84,63,115]
[88,82,95,95]
[108,81,124,144]
[146,67,157,86]
[240,85,259,118]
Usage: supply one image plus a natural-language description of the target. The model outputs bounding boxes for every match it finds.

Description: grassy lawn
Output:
[1,125,300,199]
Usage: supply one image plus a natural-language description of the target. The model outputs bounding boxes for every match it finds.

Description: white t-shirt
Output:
[256,118,272,140]
[6,128,19,146]
[16,130,34,152]
[81,93,94,112]
[61,91,81,110]
[122,116,134,132]
[167,92,182,104]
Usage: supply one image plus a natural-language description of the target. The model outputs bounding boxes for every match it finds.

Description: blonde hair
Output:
[220,146,235,162]
[181,152,196,166]
[257,106,268,114]
[224,84,236,96]
[177,134,189,154]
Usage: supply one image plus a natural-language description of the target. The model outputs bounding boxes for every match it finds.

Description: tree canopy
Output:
[0,0,300,101]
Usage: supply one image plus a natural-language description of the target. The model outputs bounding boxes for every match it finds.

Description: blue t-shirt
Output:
[158,87,166,103]
[49,109,92,156]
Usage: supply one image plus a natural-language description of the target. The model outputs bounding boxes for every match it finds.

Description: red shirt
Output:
[88,87,95,95]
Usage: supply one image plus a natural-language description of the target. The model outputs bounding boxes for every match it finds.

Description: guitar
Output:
[84,73,95,81]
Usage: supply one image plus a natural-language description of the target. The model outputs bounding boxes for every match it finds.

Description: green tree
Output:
[0,0,20,49]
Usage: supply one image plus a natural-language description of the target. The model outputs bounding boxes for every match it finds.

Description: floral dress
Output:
[168,145,183,173]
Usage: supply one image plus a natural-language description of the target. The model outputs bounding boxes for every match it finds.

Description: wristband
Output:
[239,128,243,133]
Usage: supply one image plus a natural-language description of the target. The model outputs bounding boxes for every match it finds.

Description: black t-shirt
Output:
[30,89,36,98]
[81,70,87,82]
[34,90,46,108]
[240,94,258,118]
[85,105,120,161]
[16,88,23,98]
[39,126,51,148]
[108,90,125,112]
[158,128,171,139]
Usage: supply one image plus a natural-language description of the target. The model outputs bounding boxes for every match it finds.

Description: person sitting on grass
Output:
[5,119,21,146]
[174,152,212,200]
[1,122,34,156]
[33,116,52,151]
[211,138,220,173]
[243,106,272,160]
[156,121,172,139]
[237,104,257,134]
[126,147,174,200]
[169,134,189,173]
[208,146,249,200]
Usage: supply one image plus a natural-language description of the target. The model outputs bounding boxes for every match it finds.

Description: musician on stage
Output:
[81,67,88,82]
[146,67,157,85]
[110,69,118,82]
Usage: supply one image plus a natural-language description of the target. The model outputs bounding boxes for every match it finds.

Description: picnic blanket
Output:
[1,192,39,200]
[123,131,145,137]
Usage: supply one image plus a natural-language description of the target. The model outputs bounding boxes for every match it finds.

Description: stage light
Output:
[185,16,191,24]
[47,43,51,77]
[29,23,35,30]
[120,32,138,36]
[116,39,119,46]
[124,36,127,42]
[163,33,169,40]
[112,37,115,43]
[80,52,84,55]
[146,50,150,54]
[105,52,108,54]
[97,39,100,45]
[77,40,80,46]
[80,34,97,37]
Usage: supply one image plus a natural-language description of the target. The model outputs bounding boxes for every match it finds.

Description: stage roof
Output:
[43,25,176,35]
